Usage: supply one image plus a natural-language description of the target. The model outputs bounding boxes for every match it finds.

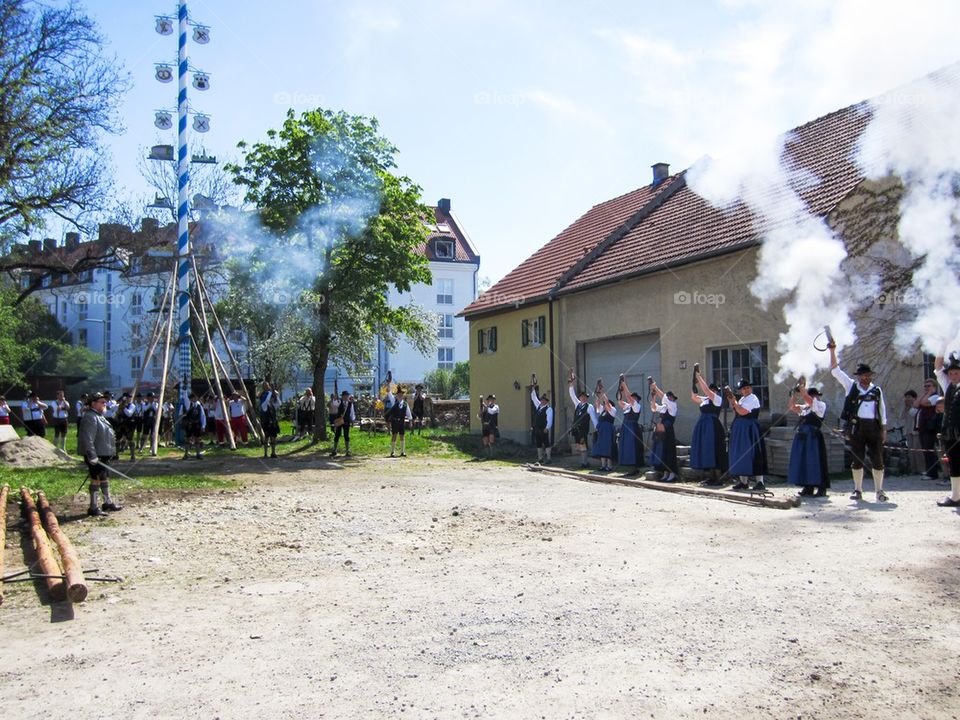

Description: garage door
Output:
[582,332,661,429]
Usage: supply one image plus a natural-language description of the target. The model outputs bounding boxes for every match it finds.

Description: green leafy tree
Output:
[0,0,127,253]
[226,108,435,440]
[423,363,469,400]
[0,282,36,386]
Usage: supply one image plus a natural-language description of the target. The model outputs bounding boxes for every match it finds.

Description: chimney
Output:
[43,237,56,252]
[651,162,670,187]
[437,198,451,213]
[141,217,160,233]
[65,232,80,248]
[28,239,42,253]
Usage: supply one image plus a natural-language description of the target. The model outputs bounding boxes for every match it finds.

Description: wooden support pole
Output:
[524,464,801,510]
[152,262,180,456]
[36,491,87,603]
[0,484,7,606]
[19,487,65,601]
[193,269,264,441]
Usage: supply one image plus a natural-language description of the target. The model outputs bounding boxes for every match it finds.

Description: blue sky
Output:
[87,0,960,285]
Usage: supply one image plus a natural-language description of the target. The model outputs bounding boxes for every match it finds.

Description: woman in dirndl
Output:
[591,391,618,471]
[787,382,829,498]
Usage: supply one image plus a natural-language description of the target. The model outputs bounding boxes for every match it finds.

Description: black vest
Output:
[944,383,960,440]
[534,405,549,431]
[573,402,591,433]
[801,411,824,429]
[841,384,882,423]
[482,408,498,428]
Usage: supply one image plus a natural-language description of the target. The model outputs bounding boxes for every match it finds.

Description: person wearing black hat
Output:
[829,343,888,502]
[77,393,121,516]
[787,379,829,498]
[529,375,554,464]
[649,381,679,482]
[50,389,70,451]
[568,374,596,469]
[180,392,207,459]
[934,353,960,507]
[616,377,645,476]
[913,377,943,480]
[330,390,355,457]
[258,382,280,458]
[726,378,768,492]
[139,392,159,454]
[385,385,413,457]
[478,394,500,459]
[689,368,728,485]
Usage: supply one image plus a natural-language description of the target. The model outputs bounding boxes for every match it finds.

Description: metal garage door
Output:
[582,332,661,429]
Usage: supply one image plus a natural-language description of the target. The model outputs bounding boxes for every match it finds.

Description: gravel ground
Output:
[2,456,959,720]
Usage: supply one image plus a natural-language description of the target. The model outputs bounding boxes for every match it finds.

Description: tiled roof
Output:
[420,205,480,264]
[461,98,874,317]
[459,179,680,317]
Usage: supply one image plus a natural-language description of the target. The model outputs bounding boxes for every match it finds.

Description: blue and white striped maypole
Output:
[177,1,191,403]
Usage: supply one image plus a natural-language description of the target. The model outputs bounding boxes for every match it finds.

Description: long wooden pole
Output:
[193,269,264,441]
[19,487,65,601]
[36,491,87,603]
[0,484,8,606]
[152,263,180,456]
[524,464,801,510]
[190,260,235,449]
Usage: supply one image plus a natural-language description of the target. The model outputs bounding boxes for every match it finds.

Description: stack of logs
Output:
[0,486,88,605]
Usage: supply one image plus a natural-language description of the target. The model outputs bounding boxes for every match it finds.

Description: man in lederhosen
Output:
[77,392,122,517]
[50,389,70,451]
[21,392,48,437]
[568,374,595,469]
[829,343,889,502]
[530,374,553,465]
[479,394,500,459]
[330,390,355,457]
[385,386,412,457]
[935,354,960,507]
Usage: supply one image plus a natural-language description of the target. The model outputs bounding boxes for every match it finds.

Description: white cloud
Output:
[525,89,611,132]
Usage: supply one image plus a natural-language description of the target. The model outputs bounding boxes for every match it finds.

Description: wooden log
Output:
[524,464,800,510]
[152,262,179,456]
[0,484,8,606]
[19,487,66,601]
[36,491,87,603]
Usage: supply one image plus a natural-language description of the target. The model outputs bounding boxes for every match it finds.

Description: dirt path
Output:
[2,457,959,719]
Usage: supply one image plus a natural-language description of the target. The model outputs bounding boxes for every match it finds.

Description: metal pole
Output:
[177,0,192,407]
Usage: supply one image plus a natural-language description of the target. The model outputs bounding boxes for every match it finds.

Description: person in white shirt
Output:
[649,380,679,482]
[385,386,413,457]
[50,389,70,450]
[530,374,553,465]
[212,394,227,446]
[616,376,645,477]
[568,374,596,469]
[21,392,48,438]
[690,369,728,486]
[590,390,618,471]
[787,380,829,498]
[478,394,500,459]
[829,343,888,502]
[935,354,960,508]
[258,383,281,458]
[914,378,943,480]
[726,379,768,492]
[0,395,10,426]
[228,392,249,445]
[329,390,356,458]
[181,392,208,459]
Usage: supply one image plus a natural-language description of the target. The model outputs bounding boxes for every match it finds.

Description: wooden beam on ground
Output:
[524,464,800,510]
[0,484,8,606]
[36,491,87,603]
[19,487,66,601]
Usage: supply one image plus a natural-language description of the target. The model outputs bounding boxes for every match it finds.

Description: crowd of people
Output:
[503,348,960,509]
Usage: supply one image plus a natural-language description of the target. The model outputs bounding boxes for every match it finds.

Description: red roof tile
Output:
[419,206,480,264]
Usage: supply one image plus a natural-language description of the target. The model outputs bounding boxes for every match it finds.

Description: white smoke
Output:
[857,69,960,357]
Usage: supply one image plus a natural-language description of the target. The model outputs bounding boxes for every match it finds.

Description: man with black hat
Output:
[830,344,888,502]
[384,385,412,457]
[20,392,48,437]
[77,393,122,517]
[530,374,553,465]
[568,374,596,469]
[180,392,207,459]
[412,384,426,435]
[329,390,355,457]
[478,394,500,459]
[139,392,158,453]
[934,353,960,507]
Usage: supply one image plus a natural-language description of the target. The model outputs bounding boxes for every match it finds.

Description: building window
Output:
[438,313,454,339]
[77,296,88,320]
[521,316,546,348]
[131,355,141,371]
[130,292,142,316]
[438,347,454,369]
[130,323,142,341]
[710,343,769,409]
[478,327,498,354]
[77,328,88,347]
[435,239,455,259]
[436,278,453,305]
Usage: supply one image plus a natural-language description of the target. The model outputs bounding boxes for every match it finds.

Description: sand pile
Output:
[0,435,75,468]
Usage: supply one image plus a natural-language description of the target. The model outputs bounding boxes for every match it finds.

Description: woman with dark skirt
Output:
[690,370,728,486]
[591,390,618,472]
[649,381,679,482]
[726,379,768,492]
[616,377,645,476]
[787,380,829,498]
